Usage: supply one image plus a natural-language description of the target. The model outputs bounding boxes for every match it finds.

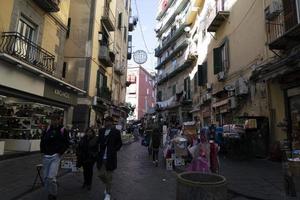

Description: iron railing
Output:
[266,10,285,45]
[0,32,55,75]
[102,5,116,31]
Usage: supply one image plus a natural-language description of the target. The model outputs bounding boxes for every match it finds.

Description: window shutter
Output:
[282,0,298,31]
[213,47,222,74]
[203,61,208,84]
[96,70,100,88]
[66,18,71,38]
[118,12,123,29]
[103,75,108,88]
[198,65,203,86]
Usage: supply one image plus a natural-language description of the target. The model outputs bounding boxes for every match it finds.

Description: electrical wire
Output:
[133,0,154,54]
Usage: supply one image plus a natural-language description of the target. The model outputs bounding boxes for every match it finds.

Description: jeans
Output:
[42,154,61,196]
[98,161,113,194]
[83,161,95,186]
[153,149,159,162]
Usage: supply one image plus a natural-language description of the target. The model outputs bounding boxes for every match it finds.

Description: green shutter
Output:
[213,47,222,74]
[203,62,208,84]
[198,65,203,86]
[96,70,100,88]
[103,75,108,88]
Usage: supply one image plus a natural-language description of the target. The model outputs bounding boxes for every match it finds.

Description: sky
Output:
[128,0,159,73]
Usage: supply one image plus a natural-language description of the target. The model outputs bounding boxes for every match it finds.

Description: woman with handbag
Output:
[76,128,98,190]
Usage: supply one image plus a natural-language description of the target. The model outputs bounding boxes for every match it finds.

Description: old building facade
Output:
[126,66,156,120]
[0,0,84,153]
[65,0,133,130]
[156,0,300,153]
[155,0,204,124]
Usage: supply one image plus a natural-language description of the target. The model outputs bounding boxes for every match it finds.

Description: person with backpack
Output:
[76,128,98,190]
[40,116,69,200]
[97,116,122,200]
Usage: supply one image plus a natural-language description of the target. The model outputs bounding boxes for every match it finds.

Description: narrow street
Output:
[0,140,297,200]
[16,140,177,200]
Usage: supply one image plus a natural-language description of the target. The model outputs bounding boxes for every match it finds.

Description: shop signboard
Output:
[44,81,77,105]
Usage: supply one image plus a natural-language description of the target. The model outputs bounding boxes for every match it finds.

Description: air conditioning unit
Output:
[217,71,226,81]
[265,0,282,21]
[228,97,237,109]
[235,77,249,96]
[206,83,212,91]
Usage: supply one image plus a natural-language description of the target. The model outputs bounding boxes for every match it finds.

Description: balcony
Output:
[127,35,132,60]
[0,32,55,75]
[155,24,188,57]
[157,0,189,37]
[266,5,300,50]
[97,87,112,101]
[99,45,114,67]
[33,0,60,12]
[207,1,230,32]
[155,40,189,70]
[157,54,196,85]
[101,6,115,31]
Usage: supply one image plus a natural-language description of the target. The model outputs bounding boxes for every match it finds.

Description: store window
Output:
[0,96,64,141]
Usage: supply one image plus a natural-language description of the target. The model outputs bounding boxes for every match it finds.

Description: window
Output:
[145,75,148,82]
[118,12,123,30]
[184,77,191,100]
[96,70,104,88]
[157,91,162,101]
[127,74,136,83]
[101,25,109,46]
[17,17,36,41]
[123,26,127,42]
[198,62,208,86]
[172,84,176,95]
[194,72,198,92]
[147,89,149,95]
[66,18,71,38]
[62,62,68,78]
[213,39,229,74]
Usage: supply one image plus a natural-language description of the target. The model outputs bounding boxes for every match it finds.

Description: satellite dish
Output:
[184,26,191,32]
[133,50,148,65]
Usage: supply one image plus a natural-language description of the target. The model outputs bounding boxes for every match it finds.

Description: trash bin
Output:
[176,172,227,200]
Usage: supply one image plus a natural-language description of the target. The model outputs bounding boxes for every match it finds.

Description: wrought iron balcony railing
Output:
[266,5,300,50]
[0,32,55,75]
[101,6,116,31]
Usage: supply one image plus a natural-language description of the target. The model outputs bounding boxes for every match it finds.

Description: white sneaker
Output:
[104,193,111,200]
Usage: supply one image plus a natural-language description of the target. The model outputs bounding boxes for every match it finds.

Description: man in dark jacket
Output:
[97,116,122,200]
[40,116,69,200]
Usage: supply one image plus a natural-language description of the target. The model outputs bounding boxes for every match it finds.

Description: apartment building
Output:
[126,66,156,120]
[188,0,300,153]
[155,0,204,124]
[65,0,133,130]
[0,0,84,153]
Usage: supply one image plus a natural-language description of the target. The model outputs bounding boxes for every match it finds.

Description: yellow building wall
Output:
[0,0,14,33]
[269,81,287,143]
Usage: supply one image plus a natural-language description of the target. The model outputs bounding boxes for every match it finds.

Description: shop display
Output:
[0,97,64,140]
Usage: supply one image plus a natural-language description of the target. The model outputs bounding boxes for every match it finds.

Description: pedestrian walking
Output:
[40,116,69,200]
[151,123,161,167]
[76,128,98,190]
[97,116,122,200]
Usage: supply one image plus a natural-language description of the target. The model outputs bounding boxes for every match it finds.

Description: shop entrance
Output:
[288,94,300,150]
[0,95,64,154]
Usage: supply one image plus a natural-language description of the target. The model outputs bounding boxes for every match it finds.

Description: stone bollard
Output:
[176,172,227,200]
